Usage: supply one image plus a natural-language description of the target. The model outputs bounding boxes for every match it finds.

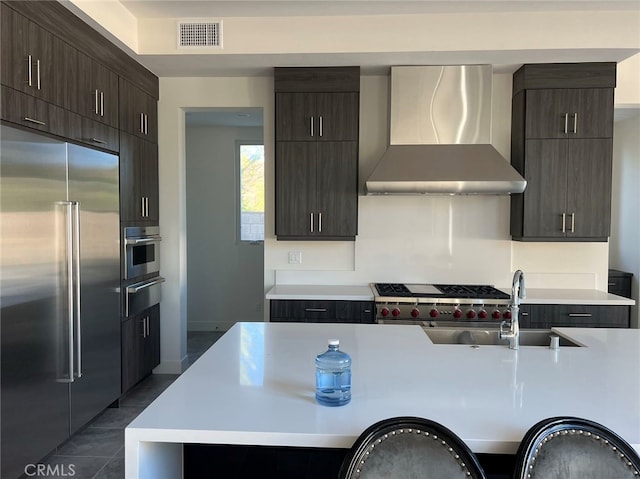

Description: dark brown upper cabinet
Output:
[275,92,359,142]
[78,52,119,128]
[1,3,77,111]
[119,78,158,142]
[524,88,614,140]
[120,132,159,225]
[276,141,358,239]
[274,67,360,241]
[510,63,616,242]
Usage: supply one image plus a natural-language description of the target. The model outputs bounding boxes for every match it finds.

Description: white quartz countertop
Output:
[266,284,634,305]
[126,322,640,477]
[515,288,634,305]
[266,284,375,301]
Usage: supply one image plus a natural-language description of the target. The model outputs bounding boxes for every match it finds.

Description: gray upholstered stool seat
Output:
[339,416,486,479]
[514,416,640,479]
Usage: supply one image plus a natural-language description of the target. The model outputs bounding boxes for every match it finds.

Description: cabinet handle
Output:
[319,116,323,137]
[23,117,46,126]
[568,313,593,318]
[100,91,105,117]
[305,308,327,312]
[144,114,149,135]
[570,212,575,233]
[563,113,569,134]
[90,137,106,144]
[140,113,144,134]
[319,212,323,233]
[310,212,314,232]
[310,117,314,137]
[573,113,578,134]
[146,316,150,337]
[521,312,529,316]
[95,90,100,114]
[608,282,617,286]
[36,59,41,90]
[141,197,146,217]
[146,197,150,217]
[561,212,566,233]
[26,55,33,87]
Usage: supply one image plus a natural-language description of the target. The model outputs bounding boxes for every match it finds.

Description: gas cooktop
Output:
[374,283,510,300]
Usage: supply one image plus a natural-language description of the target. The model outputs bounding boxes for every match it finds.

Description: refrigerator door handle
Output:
[61,201,75,383]
[72,201,82,379]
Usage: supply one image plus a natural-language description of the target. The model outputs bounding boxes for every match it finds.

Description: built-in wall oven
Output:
[124,226,161,280]
[123,226,164,318]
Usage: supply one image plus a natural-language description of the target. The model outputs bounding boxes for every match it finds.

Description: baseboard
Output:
[153,357,188,375]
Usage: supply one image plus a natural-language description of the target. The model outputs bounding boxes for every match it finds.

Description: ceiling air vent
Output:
[177,20,222,48]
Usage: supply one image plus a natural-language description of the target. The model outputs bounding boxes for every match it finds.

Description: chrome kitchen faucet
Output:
[500,270,526,350]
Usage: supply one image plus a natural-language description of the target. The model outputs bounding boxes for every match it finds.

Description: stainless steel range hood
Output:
[365,65,526,195]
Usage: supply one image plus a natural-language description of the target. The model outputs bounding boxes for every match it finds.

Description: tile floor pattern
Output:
[32,331,224,479]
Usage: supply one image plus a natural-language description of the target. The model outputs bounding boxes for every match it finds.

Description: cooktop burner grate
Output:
[375,283,412,296]
[433,284,510,300]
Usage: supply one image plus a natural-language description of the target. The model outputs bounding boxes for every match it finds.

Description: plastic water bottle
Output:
[315,339,351,406]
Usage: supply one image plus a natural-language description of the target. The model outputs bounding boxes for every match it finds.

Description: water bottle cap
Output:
[328,339,339,347]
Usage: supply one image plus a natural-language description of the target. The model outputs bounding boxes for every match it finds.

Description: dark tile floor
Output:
[31,331,224,479]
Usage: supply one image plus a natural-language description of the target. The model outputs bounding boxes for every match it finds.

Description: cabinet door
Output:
[119,132,141,223]
[144,305,161,373]
[1,4,29,92]
[79,117,119,152]
[522,140,568,238]
[566,139,612,239]
[275,92,316,141]
[119,133,159,224]
[121,316,143,394]
[316,142,358,238]
[525,90,569,139]
[565,89,614,139]
[78,53,119,127]
[140,140,159,224]
[275,142,316,237]
[0,84,80,139]
[119,78,157,141]
[316,92,359,141]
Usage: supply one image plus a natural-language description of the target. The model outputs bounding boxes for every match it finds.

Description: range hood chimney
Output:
[365,65,526,195]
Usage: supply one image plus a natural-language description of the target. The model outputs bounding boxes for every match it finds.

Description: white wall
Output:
[610,114,640,328]
[186,125,264,331]
[157,76,274,373]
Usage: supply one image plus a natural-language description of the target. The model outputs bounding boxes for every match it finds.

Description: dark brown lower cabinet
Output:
[122,304,160,394]
[519,304,629,329]
[270,300,374,324]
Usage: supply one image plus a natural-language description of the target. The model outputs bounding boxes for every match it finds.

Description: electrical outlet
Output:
[288,251,302,264]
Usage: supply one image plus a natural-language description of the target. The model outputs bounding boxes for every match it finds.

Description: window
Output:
[239,143,264,242]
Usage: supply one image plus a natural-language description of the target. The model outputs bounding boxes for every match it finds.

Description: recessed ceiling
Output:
[119,0,640,18]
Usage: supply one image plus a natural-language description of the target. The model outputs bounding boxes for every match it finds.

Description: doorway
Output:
[185,108,264,331]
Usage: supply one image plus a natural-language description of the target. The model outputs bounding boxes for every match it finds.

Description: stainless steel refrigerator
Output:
[1,125,121,478]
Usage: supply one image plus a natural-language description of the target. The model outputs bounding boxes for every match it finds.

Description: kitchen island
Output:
[125,322,640,478]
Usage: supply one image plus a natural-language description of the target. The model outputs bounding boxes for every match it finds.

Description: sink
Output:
[422,328,582,347]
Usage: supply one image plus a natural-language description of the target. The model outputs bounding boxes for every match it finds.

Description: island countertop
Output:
[125,323,640,478]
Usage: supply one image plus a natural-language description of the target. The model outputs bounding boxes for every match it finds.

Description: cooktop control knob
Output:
[429,308,438,318]
[392,308,401,317]
[466,309,477,319]
[381,307,390,317]
[478,309,488,319]
[503,310,512,320]
[411,308,420,318]
[453,309,462,319]
[492,310,502,319]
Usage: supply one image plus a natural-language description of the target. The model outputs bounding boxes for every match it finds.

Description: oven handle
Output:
[125,236,162,246]
[126,277,165,294]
